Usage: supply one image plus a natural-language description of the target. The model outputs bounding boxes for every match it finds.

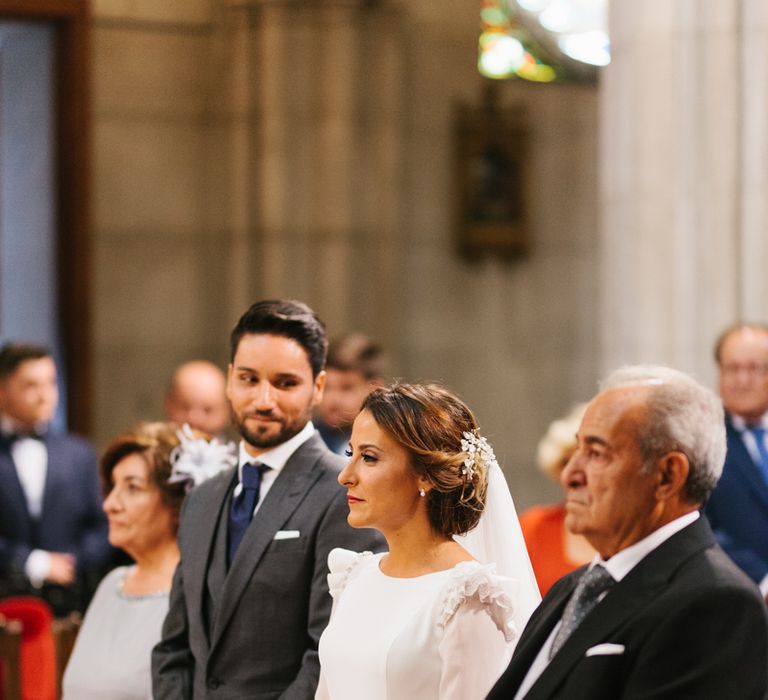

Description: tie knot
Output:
[242,462,269,490]
[749,425,766,440]
[578,564,614,598]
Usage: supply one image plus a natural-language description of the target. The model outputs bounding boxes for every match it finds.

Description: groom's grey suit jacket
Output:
[152,432,383,700]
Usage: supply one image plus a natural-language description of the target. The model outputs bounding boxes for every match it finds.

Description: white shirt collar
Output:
[0,414,47,437]
[237,420,316,480]
[730,413,768,431]
[595,510,700,582]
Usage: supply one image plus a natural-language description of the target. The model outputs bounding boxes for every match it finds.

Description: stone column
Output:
[225,0,405,344]
[739,0,768,319]
[599,0,760,382]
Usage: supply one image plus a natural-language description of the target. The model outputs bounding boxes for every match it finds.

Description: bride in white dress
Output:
[316,384,541,700]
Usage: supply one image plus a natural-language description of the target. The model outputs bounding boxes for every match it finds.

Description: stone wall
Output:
[90,0,599,508]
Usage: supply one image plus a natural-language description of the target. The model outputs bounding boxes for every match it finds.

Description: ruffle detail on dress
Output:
[327,547,373,599]
[438,562,519,643]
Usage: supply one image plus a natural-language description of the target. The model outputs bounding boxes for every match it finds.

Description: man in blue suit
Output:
[0,343,112,615]
[706,323,768,597]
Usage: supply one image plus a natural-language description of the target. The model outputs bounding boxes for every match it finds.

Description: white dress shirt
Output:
[514,511,700,699]
[235,421,316,515]
[11,437,47,518]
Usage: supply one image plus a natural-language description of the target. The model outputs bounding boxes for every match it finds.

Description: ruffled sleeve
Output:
[326,547,372,600]
[438,562,519,643]
[437,563,518,699]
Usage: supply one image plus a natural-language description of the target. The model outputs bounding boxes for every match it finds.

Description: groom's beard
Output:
[230,404,311,450]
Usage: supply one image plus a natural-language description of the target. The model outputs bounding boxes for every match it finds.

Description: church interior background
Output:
[1,0,767,508]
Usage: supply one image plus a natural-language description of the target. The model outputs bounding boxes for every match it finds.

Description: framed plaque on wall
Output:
[454,86,529,259]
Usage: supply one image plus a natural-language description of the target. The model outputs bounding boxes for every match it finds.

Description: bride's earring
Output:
[419,488,426,497]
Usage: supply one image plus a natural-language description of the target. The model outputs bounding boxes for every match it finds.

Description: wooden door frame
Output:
[0,0,91,434]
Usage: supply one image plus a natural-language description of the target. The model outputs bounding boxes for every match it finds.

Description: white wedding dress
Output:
[317,461,540,700]
[316,548,526,700]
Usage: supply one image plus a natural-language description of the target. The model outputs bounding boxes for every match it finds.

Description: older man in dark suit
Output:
[152,300,384,699]
[487,365,768,700]
[0,342,111,615]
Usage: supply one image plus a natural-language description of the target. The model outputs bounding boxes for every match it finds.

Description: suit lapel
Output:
[185,468,237,647]
[525,518,714,699]
[39,435,62,522]
[206,501,231,611]
[501,575,577,693]
[209,436,325,651]
[0,439,34,528]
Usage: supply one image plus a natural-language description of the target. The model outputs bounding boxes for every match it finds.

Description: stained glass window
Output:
[479,0,609,81]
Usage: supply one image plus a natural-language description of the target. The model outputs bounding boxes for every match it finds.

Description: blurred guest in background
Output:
[0,342,112,615]
[164,360,230,438]
[706,323,768,596]
[519,404,595,595]
[315,333,387,454]
[63,422,234,699]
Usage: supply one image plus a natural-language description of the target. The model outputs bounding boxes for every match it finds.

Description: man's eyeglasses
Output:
[720,363,768,378]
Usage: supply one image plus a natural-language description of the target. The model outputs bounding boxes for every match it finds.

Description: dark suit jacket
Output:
[314,419,349,456]
[0,432,112,614]
[705,415,768,583]
[487,517,768,700]
[152,432,384,700]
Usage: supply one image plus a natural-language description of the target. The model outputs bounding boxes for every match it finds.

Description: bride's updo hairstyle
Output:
[361,383,490,537]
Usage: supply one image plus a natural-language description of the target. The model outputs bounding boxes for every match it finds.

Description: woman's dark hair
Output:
[100,422,189,534]
[361,383,489,538]
[229,299,328,377]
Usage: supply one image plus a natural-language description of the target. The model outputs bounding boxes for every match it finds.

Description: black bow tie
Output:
[3,430,44,443]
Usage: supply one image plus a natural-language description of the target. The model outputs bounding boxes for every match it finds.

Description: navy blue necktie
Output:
[227,462,270,567]
[747,426,768,487]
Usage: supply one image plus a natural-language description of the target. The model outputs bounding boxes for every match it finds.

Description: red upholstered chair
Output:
[0,598,56,700]
[0,614,23,700]
[51,614,81,700]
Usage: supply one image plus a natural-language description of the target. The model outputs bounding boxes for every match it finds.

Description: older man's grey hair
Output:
[600,365,726,504]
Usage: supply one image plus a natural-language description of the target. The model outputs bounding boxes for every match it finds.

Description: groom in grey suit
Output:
[152,300,384,699]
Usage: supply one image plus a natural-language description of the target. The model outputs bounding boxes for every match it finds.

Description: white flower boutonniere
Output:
[168,424,237,491]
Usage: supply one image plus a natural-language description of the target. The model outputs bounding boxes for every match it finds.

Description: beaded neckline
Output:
[117,566,171,601]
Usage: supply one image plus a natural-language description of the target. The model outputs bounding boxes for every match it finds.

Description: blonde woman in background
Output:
[519,404,596,595]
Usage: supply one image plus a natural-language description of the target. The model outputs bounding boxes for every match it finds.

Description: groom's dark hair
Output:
[229,299,328,377]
